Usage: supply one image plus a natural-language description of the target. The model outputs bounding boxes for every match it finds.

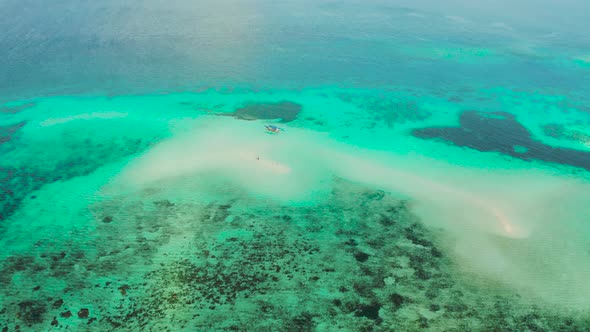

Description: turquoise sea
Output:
[1,0,590,330]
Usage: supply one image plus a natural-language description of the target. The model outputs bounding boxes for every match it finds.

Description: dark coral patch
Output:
[77,308,89,319]
[0,256,35,284]
[52,299,64,309]
[0,136,150,221]
[542,124,590,142]
[390,293,407,310]
[0,102,35,114]
[412,111,590,171]
[17,300,46,325]
[224,101,302,122]
[338,94,431,126]
[0,121,26,145]
[288,312,316,331]
[353,251,369,262]
[118,285,130,296]
[355,302,382,322]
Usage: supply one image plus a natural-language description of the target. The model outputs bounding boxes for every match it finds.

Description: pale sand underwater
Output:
[117,115,590,310]
[1,87,589,330]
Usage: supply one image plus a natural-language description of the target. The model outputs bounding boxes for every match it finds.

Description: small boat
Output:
[265,124,283,134]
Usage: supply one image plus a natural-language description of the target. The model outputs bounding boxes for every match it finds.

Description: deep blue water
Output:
[1,0,589,102]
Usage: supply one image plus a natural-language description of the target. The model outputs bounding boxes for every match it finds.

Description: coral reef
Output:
[0,102,35,114]
[1,180,587,330]
[0,122,26,146]
[413,111,590,171]
[0,137,150,222]
[339,94,432,127]
[543,124,590,143]
[222,101,302,122]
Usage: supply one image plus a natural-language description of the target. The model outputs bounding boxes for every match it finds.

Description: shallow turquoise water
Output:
[1,1,590,331]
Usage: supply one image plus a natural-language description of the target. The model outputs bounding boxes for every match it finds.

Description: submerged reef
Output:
[543,123,590,143]
[0,102,35,114]
[0,165,42,221]
[222,101,302,122]
[339,94,432,127]
[0,180,587,331]
[413,110,590,171]
[0,122,26,146]
[0,137,150,222]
